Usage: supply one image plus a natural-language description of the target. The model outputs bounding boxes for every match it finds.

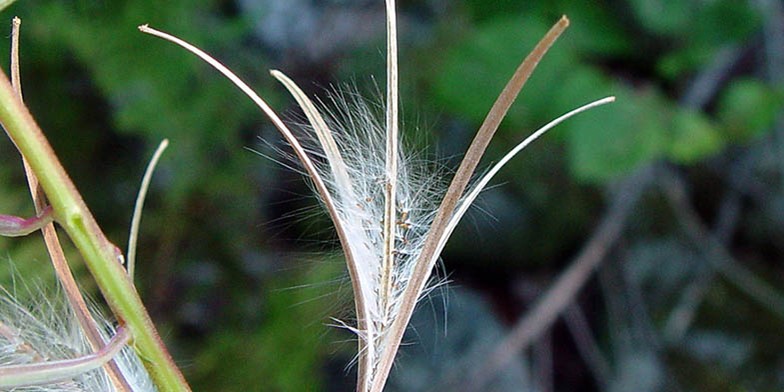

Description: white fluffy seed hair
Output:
[300,86,446,357]
[0,284,155,392]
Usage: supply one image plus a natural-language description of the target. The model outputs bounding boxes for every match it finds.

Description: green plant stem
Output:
[0,68,190,391]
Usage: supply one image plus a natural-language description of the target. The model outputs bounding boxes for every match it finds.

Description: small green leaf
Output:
[629,0,694,36]
[658,0,760,80]
[432,15,573,130]
[692,0,760,46]
[657,45,718,81]
[716,78,783,142]
[667,108,723,163]
[548,67,613,142]
[566,89,667,182]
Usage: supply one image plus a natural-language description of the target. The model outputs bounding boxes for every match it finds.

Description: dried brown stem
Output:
[370,17,571,392]
[659,168,784,320]
[467,165,653,390]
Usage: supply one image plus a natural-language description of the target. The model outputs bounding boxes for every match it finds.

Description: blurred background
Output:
[0,0,782,391]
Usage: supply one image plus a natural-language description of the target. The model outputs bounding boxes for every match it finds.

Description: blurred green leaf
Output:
[667,108,723,164]
[657,45,720,81]
[192,262,340,392]
[692,0,760,46]
[432,15,574,131]
[29,1,262,204]
[566,89,667,182]
[717,78,783,142]
[628,0,694,36]
[655,0,760,80]
[556,0,633,57]
[463,0,527,22]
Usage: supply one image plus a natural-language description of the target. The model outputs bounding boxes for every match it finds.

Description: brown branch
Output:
[564,302,610,390]
[467,164,654,389]
[659,168,784,320]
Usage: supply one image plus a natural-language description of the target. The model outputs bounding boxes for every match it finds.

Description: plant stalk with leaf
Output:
[0,14,190,392]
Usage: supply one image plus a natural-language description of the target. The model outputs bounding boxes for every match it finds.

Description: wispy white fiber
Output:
[0,284,155,391]
[297,84,444,365]
[139,1,613,390]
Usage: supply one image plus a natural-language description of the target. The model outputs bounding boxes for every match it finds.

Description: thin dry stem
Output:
[128,139,169,279]
[369,16,571,391]
[437,97,615,255]
[10,17,20,91]
[379,2,400,363]
[270,69,374,384]
[0,327,131,388]
[140,12,615,392]
[270,71,355,204]
[467,165,653,390]
[138,23,374,386]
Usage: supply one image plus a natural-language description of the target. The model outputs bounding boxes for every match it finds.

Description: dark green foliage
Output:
[431,0,772,183]
[717,78,783,142]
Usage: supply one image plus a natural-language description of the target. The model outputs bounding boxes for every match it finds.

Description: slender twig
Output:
[0,327,131,388]
[10,17,133,391]
[755,0,784,188]
[663,180,742,343]
[269,69,374,386]
[380,2,399,375]
[140,11,612,392]
[271,71,354,198]
[679,45,742,108]
[600,261,684,392]
[371,18,571,390]
[138,23,366,390]
[659,31,751,343]
[662,268,711,343]
[659,168,784,320]
[467,165,653,389]
[436,97,614,254]
[533,331,553,392]
[564,302,611,389]
[0,207,52,236]
[128,139,169,279]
